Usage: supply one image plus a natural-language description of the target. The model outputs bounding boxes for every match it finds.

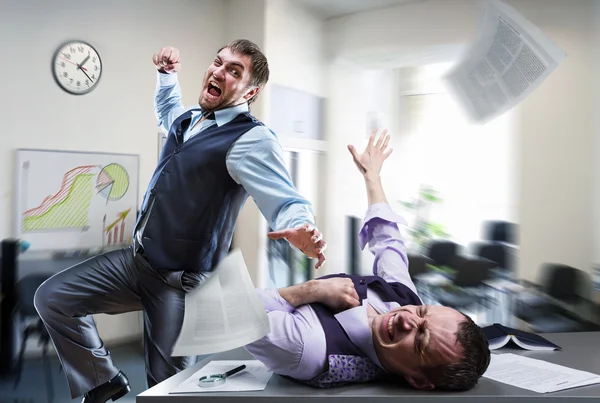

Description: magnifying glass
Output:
[198,364,247,388]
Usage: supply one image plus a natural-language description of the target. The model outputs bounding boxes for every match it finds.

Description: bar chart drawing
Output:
[103,208,132,247]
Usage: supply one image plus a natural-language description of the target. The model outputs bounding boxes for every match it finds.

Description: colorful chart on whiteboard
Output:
[14,149,139,251]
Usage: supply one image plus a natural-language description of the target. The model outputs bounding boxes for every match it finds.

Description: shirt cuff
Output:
[256,288,296,313]
[157,71,178,87]
[358,203,406,249]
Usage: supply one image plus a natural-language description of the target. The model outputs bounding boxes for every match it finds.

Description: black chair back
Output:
[427,241,460,266]
[483,221,517,244]
[407,254,432,279]
[475,243,508,271]
[542,264,587,303]
[452,257,496,288]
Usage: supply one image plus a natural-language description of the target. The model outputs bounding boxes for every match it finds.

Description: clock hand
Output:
[79,67,94,83]
[59,55,88,71]
[79,55,91,69]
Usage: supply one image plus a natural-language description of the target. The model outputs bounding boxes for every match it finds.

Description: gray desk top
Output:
[137,332,600,403]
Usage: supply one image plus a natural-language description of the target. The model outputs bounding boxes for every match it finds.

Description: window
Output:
[393,63,517,250]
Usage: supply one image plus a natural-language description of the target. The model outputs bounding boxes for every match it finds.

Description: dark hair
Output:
[219,39,269,105]
[421,314,491,390]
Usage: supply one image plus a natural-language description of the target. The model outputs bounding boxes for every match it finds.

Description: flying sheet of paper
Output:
[171,249,270,356]
[169,360,273,394]
[484,353,600,393]
[445,0,566,123]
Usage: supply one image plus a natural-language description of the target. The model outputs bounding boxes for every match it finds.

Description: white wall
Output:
[324,0,598,282]
[262,0,327,279]
[594,1,600,267]
[224,0,269,288]
[322,61,369,275]
[512,0,595,282]
[0,0,226,347]
[0,0,226,241]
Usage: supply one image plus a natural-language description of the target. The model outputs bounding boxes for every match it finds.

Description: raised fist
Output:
[152,46,181,74]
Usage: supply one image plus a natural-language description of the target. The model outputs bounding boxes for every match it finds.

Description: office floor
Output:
[0,341,147,403]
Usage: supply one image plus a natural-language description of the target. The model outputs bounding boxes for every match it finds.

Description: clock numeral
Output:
[69,47,76,54]
[77,45,84,53]
[91,74,96,80]
[92,57,97,63]
[62,52,71,60]
[85,80,90,86]
[94,65,99,71]
[70,78,74,84]
[77,81,81,87]
[60,62,65,68]
[63,72,69,78]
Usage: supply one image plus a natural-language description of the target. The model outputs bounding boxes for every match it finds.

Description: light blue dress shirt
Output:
[154,72,315,231]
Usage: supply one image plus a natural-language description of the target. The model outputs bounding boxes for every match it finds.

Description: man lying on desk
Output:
[245,129,491,391]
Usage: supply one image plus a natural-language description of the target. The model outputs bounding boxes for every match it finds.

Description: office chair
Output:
[515,263,588,324]
[407,254,433,280]
[436,257,496,312]
[482,221,517,244]
[14,272,58,403]
[426,240,461,267]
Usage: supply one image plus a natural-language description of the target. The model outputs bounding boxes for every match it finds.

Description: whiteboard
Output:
[13,149,140,251]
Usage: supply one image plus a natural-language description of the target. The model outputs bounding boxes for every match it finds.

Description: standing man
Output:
[34,39,326,403]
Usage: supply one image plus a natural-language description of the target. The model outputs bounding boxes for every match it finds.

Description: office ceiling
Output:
[293,0,424,20]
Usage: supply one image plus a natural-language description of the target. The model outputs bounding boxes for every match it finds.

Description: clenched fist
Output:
[152,46,181,74]
[314,277,360,313]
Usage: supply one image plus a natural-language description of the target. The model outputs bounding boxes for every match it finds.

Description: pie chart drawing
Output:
[96,163,129,201]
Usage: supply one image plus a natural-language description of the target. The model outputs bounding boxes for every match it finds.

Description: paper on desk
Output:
[484,353,600,393]
[171,249,270,356]
[169,360,273,394]
[445,0,566,123]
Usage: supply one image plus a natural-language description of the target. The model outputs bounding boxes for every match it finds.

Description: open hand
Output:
[268,223,326,269]
[347,128,392,178]
[152,46,181,73]
[314,277,360,313]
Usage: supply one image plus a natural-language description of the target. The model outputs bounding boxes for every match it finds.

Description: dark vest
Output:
[134,108,264,272]
[305,274,422,387]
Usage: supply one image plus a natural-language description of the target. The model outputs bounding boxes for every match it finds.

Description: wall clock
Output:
[52,40,102,95]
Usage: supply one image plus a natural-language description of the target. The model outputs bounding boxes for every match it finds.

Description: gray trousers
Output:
[33,246,204,399]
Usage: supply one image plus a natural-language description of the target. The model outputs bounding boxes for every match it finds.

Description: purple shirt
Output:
[244,203,422,380]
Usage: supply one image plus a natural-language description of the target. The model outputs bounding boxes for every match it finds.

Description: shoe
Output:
[82,371,131,403]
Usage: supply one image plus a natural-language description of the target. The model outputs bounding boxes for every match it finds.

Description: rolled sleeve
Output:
[358,203,407,250]
[256,288,295,313]
[356,203,418,294]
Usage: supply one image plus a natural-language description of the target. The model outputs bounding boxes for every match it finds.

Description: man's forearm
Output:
[364,174,388,206]
[278,280,320,308]
[154,72,184,133]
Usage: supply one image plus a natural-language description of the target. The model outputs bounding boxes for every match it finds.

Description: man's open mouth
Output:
[387,314,395,341]
[207,81,222,98]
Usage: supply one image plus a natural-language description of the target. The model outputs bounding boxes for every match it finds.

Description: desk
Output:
[137,332,600,403]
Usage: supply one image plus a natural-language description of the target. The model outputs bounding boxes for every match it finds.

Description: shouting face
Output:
[198,47,259,112]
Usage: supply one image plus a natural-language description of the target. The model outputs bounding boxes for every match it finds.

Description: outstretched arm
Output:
[152,46,189,133]
[228,130,327,269]
[347,129,418,294]
[347,129,391,207]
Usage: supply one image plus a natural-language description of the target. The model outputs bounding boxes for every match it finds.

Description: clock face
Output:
[52,41,102,95]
